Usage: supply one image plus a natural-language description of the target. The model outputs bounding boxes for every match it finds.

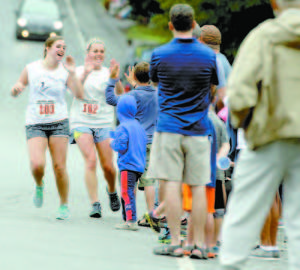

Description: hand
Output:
[11,82,25,97]
[84,55,94,75]
[109,59,120,79]
[124,66,136,86]
[64,55,76,74]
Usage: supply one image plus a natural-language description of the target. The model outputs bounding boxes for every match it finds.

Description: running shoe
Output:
[145,211,161,233]
[106,187,120,212]
[273,250,280,259]
[250,247,280,260]
[115,222,138,231]
[33,185,44,208]
[89,202,102,218]
[56,205,70,220]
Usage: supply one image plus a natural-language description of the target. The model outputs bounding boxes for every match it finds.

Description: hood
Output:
[267,9,300,45]
[117,95,137,123]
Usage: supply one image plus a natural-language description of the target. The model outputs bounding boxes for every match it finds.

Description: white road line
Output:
[64,0,86,50]
[177,257,196,270]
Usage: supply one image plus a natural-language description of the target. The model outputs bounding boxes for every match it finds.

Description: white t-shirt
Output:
[26,60,69,125]
[69,66,114,129]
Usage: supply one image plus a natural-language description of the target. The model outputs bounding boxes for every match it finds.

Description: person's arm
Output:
[115,80,125,95]
[227,28,262,128]
[217,119,230,159]
[110,127,129,154]
[216,57,226,109]
[79,55,93,84]
[105,78,120,106]
[150,50,159,87]
[11,67,28,97]
[65,56,84,99]
[105,60,122,106]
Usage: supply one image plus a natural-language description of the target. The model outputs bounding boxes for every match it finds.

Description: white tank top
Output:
[26,60,69,125]
[69,66,114,129]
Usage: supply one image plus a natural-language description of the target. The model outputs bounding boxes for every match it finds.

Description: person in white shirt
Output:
[69,39,120,217]
[11,36,83,220]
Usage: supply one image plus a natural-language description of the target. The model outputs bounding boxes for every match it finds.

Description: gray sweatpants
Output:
[219,140,300,270]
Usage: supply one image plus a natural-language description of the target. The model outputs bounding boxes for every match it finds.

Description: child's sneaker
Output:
[56,205,70,220]
[115,222,138,231]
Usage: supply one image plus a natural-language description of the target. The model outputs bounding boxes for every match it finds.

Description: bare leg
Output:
[48,136,69,205]
[205,213,215,248]
[270,194,280,247]
[144,185,155,211]
[96,139,116,193]
[191,185,207,247]
[191,186,207,247]
[27,137,48,186]
[75,134,98,203]
[164,180,182,246]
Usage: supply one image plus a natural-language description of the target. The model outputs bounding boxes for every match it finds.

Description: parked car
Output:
[15,0,65,40]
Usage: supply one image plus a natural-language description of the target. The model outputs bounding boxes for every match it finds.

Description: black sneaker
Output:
[89,202,102,218]
[107,188,121,212]
[145,211,161,233]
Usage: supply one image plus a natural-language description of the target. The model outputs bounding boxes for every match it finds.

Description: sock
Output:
[260,245,273,251]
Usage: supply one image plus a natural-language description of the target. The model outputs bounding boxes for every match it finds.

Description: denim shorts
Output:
[25,119,70,140]
[70,127,112,144]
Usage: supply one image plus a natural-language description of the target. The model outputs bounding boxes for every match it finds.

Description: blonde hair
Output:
[86,38,105,52]
[44,36,64,58]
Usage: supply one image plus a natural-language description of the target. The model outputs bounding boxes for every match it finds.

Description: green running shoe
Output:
[56,205,70,220]
[33,186,44,208]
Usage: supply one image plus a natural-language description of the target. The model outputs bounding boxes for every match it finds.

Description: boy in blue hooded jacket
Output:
[110,95,147,231]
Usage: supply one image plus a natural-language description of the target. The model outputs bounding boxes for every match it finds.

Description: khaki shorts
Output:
[146,132,210,186]
[139,144,156,189]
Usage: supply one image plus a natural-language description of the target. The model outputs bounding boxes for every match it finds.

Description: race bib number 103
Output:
[37,100,56,117]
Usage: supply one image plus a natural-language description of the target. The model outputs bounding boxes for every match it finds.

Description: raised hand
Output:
[109,59,120,79]
[84,54,94,75]
[124,66,136,86]
[11,82,25,97]
[64,55,76,74]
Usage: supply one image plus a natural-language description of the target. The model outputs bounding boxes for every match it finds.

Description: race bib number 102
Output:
[81,102,100,116]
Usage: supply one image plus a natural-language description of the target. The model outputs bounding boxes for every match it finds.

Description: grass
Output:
[126,24,171,44]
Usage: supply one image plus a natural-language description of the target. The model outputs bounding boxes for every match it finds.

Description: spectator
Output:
[147,4,219,258]
[219,0,300,269]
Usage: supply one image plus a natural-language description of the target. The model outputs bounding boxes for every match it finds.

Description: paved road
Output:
[0,1,287,269]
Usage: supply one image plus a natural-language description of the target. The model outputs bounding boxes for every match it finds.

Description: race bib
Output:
[81,100,100,117]
[36,100,56,117]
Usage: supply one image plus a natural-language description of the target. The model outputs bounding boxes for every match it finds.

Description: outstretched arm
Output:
[11,67,28,97]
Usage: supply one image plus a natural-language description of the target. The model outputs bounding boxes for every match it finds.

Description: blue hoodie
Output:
[110,95,147,173]
[105,78,158,144]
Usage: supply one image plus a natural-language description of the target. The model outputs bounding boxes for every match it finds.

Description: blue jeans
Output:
[70,127,112,144]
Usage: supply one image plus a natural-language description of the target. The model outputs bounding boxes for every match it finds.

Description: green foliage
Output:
[151,0,273,62]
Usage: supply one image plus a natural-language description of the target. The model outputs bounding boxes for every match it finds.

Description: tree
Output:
[129,0,163,22]
[151,0,274,62]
